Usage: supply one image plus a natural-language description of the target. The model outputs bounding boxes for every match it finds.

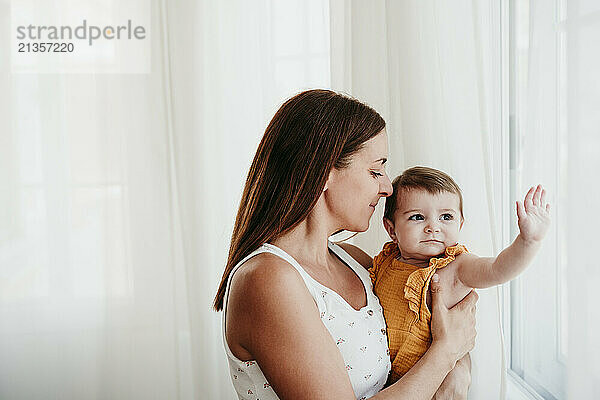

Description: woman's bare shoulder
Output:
[229,252,306,298]
[227,253,357,398]
[336,242,373,269]
[227,252,317,320]
[226,252,315,357]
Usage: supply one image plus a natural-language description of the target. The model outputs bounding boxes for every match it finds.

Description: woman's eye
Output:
[370,171,384,178]
[408,214,424,221]
[440,213,454,221]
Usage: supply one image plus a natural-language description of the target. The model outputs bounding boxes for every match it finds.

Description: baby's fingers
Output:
[524,186,535,206]
[540,188,547,207]
[516,200,526,220]
[533,185,543,206]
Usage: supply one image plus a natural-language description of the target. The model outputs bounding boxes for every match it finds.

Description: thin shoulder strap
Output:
[327,241,372,286]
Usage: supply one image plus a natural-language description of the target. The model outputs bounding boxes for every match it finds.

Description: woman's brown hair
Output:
[213,89,385,311]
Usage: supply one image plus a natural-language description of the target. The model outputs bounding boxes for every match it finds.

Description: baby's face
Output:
[385,189,463,262]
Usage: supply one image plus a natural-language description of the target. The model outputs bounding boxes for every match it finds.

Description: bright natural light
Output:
[1,1,598,399]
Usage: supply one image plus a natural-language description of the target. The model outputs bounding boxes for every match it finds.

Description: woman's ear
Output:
[383,217,398,243]
[324,168,338,192]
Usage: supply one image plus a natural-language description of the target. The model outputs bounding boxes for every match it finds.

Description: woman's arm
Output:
[228,258,477,400]
[432,353,472,400]
[227,254,358,400]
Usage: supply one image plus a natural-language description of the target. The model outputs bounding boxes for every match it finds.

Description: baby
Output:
[369,166,551,386]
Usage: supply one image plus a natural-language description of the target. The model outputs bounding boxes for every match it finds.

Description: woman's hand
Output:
[430,274,477,368]
[432,353,472,400]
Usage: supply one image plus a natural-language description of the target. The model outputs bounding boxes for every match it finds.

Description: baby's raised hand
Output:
[516,184,551,243]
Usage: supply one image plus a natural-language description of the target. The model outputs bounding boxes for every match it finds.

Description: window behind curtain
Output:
[505,0,572,398]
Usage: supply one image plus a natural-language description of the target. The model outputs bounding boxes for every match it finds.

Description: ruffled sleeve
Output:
[428,244,469,269]
[369,241,399,285]
[403,244,469,320]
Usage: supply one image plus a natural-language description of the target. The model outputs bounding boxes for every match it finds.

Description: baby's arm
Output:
[456,185,551,289]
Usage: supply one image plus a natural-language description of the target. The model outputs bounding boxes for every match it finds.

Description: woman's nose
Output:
[380,174,393,197]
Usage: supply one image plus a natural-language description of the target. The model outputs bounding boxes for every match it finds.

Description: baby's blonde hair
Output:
[384,166,464,221]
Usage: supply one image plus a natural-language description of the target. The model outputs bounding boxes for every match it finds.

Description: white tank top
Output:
[222,241,391,400]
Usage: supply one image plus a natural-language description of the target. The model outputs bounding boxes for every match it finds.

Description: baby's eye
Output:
[440,213,454,221]
[408,214,424,221]
[370,171,384,178]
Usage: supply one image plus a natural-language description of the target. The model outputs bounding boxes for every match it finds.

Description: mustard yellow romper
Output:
[369,241,468,384]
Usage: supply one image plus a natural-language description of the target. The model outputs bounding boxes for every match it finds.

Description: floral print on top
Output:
[222,241,391,400]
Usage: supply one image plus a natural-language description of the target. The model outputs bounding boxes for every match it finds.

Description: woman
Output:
[214,89,477,399]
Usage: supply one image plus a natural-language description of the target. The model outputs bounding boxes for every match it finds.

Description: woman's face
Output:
[324,131,393,232]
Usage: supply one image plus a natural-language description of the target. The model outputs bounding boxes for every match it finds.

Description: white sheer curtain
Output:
[330,1,505,398]
[1,1,198,398]
[166,1,330,398]
[0,0,330,399]
[500,1,600,397]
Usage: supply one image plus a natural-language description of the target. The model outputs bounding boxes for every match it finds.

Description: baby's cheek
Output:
[446,229,461,243]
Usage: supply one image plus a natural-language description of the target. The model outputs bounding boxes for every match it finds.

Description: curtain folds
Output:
[1,1,330,399]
